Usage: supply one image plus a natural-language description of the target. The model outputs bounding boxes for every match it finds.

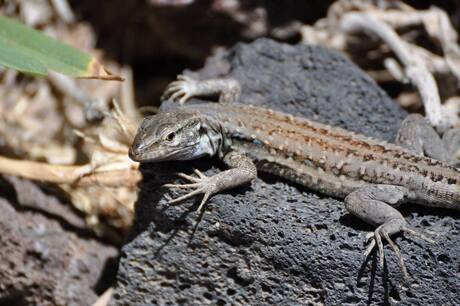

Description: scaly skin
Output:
[130,75,460,279]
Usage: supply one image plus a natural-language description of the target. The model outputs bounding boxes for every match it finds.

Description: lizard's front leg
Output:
[164,151,257,212]
[344,184,434,278]
[161,75,241,104]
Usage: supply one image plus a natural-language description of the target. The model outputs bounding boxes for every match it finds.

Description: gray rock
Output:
[112,39,459,306]
[0,176,118,306]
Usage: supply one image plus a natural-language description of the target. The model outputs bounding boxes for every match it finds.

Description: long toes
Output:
[160,90,172,100]
[164,82,182,92]
[383,231,408,279]
[165,81,180,88]
[170,90,186,101]
[403,227,435,244]
[364,239,376,257]
[167,188,204,205]
[179,94,190,104]
[365,231,374,241]
[196,191,212,213]
[177,74,191,81]
[193,168,207,179]
[176,172,201,183]
[163,183,200,189]
[162,88,176,100]
[161,91,174,100]
[163,85,182,96]
[169,81,184,87]
[374,230,385,269]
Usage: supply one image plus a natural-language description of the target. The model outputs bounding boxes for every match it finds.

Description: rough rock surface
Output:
[112,39,459,305]
[0,176,118,306]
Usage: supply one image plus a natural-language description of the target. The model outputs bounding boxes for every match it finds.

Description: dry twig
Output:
[0,156,140,187]
[340,12,446,130]
[91,288,113,306]
[301,0,460,131]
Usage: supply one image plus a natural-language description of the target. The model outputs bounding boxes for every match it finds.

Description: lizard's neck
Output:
[197,118,228,159]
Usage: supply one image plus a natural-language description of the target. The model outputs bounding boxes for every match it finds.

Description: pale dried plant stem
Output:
[48,71,95,105]
[120,66,140,120]
[111,99,139,140]
[91,288,113,306]
[0,156,140,187]
[49,0,75,23]
[372,8,460,84]
[340,12,445,130]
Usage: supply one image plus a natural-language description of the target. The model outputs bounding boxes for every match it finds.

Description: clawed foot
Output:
[161,75,198,104]
[163,169,218,213]
[364,224,435,279]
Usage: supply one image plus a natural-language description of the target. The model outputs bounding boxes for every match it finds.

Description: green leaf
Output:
[0,15,122,80]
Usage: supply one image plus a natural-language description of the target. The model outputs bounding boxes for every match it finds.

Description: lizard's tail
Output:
[418,182,460,211]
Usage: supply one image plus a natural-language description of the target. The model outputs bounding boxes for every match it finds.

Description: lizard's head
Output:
[129,111,206,162]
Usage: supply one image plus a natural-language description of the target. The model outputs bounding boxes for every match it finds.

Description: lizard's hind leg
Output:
[441,127,460,166]
[396,114,460,165]
[161,75,241,104]
[344,184,434,279]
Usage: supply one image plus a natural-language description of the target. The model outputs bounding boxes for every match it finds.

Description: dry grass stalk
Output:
[301,0,460,131]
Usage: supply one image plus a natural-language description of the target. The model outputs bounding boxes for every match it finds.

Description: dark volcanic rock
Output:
[0,176,118,306]
[112,39,459,305]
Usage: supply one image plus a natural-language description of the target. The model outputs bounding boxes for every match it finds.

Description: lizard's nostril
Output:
[129,139,146,157]
[128,146,138,160]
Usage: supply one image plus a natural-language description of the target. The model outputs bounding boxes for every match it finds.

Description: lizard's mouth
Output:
[129,144,194,162]
[129,145,166,162]
[129,147,166,162]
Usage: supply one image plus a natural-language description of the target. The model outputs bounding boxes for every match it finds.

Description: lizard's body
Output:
[130,75,460,278]
[161,102,460,209]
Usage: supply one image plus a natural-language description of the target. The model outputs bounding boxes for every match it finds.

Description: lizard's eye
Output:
[165,132,175,141]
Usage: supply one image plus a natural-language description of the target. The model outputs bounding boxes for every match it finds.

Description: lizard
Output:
[129,74,460,279]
